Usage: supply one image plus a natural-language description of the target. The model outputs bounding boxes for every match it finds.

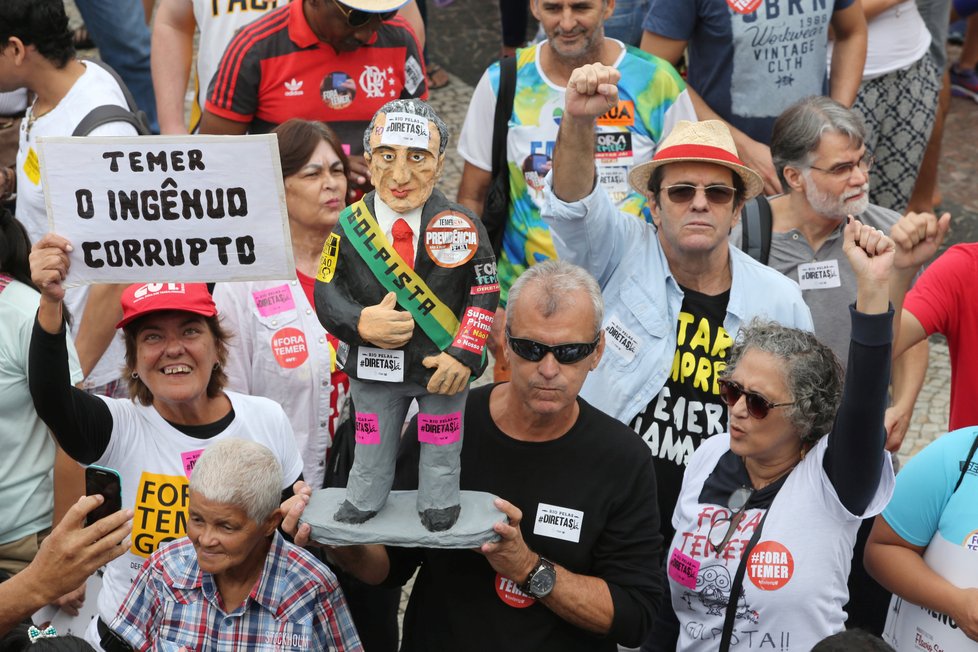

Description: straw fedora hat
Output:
[339,0,409,11]
[627,120,764,200]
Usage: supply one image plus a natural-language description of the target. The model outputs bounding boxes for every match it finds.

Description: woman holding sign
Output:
[662,219,895,652]
[27,241,302,649]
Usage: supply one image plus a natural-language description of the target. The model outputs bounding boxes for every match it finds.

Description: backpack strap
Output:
[72,58,152,135]
[740,195,773,265]
[72,105,148,137]
[491,56,517,180]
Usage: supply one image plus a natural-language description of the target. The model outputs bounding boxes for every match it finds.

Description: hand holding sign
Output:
[29,233,74,303]
[357,292,415,348]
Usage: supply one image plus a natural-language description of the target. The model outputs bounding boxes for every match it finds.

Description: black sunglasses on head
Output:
[331,0,397,27]
[506,332,600,364]
[718,379,794,420]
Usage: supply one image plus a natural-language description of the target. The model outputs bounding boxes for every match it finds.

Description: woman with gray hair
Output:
[109,439,363,651]
[663,218,897,652]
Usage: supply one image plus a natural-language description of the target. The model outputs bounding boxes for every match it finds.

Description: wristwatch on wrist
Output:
[519,556,556,599]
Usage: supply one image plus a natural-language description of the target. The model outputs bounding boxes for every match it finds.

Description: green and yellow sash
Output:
[337,200,459,350]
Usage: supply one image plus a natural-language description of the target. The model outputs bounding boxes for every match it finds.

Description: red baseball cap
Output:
[116,283,218,329]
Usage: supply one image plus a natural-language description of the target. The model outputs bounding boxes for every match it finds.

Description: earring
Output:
[213,363,220,371]
[131,371,139,379]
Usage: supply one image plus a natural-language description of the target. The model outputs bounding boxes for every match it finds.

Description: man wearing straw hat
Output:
[542,63,813,551]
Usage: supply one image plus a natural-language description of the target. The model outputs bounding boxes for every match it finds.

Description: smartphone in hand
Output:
[85,465,122,527]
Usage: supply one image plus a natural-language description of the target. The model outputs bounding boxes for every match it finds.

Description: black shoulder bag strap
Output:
[482,55,517,256]
[492,56,517,183]
[719,507,772,651]
[72,58,152,136]
[740,195,773,265]
[953,432,978,493]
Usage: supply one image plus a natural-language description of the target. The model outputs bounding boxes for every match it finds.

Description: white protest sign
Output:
[39,134,294,286]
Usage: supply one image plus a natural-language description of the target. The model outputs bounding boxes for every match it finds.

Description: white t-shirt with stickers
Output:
[88,390,303,647]
[668,434,893,651]
[16,60,137,388]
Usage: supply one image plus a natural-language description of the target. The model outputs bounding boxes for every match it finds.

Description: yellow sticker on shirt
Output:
[131,471,189,558]
[23,147,40,185]
[316,233,341,283]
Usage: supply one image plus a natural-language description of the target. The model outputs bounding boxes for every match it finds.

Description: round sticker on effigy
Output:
[424,211,478,268]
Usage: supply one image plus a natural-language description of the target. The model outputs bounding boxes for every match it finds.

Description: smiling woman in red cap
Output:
[27,233,304,650]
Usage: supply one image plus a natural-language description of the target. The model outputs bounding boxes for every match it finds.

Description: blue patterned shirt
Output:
[111,532,362,651]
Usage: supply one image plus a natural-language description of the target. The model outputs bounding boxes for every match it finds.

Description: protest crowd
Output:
[3,0,978,650]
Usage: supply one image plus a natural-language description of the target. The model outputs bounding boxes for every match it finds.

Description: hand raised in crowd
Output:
[843,216,894,314]
[480,498,536,585]
[891,210,952,272]
[564,63,621,121]
[422,352,469,395]
[29,234,74,303]
[357,292,415,348]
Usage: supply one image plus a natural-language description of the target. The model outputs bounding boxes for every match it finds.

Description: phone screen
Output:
[86,466,123,527]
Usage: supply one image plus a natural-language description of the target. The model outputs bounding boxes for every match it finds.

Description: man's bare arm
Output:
[828,1,869,106]
[198,111,250,135]
[151,0,196,134]
[74,284,125,377]
[457,163,492,218]
[552,64,620,203]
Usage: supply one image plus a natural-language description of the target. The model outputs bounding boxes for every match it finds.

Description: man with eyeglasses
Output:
[543,64,811,554]
[199,0,426,194]
[732,96,944,458]
[292,258,664,651]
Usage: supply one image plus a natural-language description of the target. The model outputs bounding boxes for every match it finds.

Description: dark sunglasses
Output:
[718,379,794,420]
[506,332,600,364]
[662,183,737,205]
[330,0,397,27]
[707,486,754,554]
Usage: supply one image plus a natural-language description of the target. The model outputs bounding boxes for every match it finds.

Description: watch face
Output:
[530,566,556,597]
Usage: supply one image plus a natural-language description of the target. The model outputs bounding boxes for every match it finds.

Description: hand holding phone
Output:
[86,465,122,527]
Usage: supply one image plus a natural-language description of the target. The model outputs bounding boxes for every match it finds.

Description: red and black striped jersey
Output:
[205,0,427,154]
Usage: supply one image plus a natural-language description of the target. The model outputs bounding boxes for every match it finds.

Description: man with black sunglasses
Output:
[289,259,664,651]
[200,0,426,195]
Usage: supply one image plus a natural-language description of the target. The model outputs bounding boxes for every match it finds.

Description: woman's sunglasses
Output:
[506,333,600,365]
[718,379,794,420]
[661,183,737,205]
[330,0,397,27]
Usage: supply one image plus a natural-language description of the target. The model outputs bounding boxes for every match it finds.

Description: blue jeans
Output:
[604,0,651,46]
[74,0,159,133]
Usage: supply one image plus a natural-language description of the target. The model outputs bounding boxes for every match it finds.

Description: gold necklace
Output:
[24,100,56,140]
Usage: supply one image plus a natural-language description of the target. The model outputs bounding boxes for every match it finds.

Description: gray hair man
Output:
[290,259,666,652]
[111,439,363,651]
[733,95,941,455]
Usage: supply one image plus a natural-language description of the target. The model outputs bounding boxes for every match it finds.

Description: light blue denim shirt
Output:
[541,174,814,424]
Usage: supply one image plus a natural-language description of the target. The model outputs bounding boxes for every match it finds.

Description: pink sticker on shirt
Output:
[668,548,700,590]
[252,285,295,317]
[355,412,381,445]
[181,449,204,478]
[417,412,462,446]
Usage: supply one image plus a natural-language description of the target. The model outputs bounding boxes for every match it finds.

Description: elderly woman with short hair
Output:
[110,439,363,651]
[663,218,896,652]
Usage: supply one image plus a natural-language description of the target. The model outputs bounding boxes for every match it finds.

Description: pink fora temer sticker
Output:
[355,412,381,445]
[181,449,204,479]
[417,412,462,446]
[251,285,295,317]
[668,548,700,590]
